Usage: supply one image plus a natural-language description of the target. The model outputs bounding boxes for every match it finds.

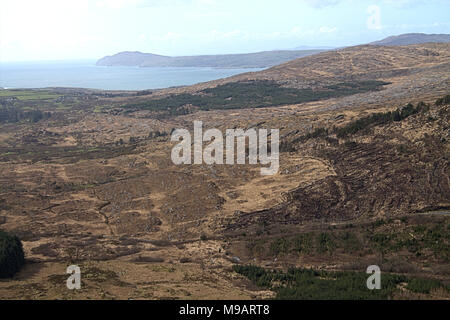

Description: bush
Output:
[292,233,314,254]
[335,101,428,138]
[406,278,443,294]
[436,94,450,106]
[269,238,290,256]
[317,233,336,253]
[338,232,361,253]
[304,127,328,140]
[0,230,25,278]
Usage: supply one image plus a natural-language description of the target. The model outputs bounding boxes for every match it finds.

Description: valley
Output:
[0,43,449,300]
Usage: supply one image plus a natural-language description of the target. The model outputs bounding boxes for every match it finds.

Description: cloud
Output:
[302,0,340,8]
[144,26,339,44]
[302,0,449,8]
[319,26,337,33]
[96,0,145,9]
[95,0,214,9]
[382,0,448,7]
[223,30,242,38]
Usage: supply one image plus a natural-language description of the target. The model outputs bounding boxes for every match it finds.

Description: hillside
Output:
[144,43,450,108]
[226,43,450,83]
[370,33,450,46]
[0,43,449,300]
[95,51,171,66]
[96,49,324,68]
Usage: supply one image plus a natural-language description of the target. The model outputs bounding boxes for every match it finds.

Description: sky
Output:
[0,0,449,62]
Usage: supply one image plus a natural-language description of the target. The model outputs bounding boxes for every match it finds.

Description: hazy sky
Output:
[0,0,449,62]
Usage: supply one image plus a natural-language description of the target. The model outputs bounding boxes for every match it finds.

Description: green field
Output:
[0,89,60,101]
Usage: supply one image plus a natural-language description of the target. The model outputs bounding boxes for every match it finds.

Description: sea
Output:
[0,60,263,91]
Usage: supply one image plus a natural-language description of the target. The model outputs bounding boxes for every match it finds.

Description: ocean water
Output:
[0,60,263,91]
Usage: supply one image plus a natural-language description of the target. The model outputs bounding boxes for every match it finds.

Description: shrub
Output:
[317,233,336,254]
[0,230,25,278]
[371,219,386,228]
[338,232,361,253]
[406,278,443,294]
[436,94,450,106]
[269,238,290,256]
[292,233,314,254]
[343,141,357,149]
[335,101,428,138]
[304,127,328,140]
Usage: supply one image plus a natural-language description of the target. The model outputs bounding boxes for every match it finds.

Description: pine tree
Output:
[0,230,25,278]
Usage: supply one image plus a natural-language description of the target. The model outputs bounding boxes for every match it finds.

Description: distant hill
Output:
[370,33,450,46]
[292,45,335,50]
[170,43,450,93]
[96,33,450,69]
[96,49,324,68]
[96,52,171,67]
